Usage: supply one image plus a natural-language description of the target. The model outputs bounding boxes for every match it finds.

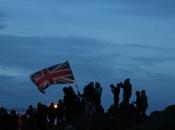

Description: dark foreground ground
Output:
[49,105,175,130]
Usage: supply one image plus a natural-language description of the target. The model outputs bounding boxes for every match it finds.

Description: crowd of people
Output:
[0,78,148,130]
[109,79,148,117]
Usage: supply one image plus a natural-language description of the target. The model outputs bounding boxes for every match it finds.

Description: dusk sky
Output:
[0,0,175,113]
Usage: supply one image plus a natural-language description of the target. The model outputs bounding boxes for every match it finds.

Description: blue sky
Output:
[0,0,175,112]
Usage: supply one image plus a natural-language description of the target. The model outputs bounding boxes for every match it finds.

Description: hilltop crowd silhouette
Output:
[0,78,148,130]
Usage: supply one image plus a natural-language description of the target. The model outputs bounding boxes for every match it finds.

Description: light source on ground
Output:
[54,104,58,109]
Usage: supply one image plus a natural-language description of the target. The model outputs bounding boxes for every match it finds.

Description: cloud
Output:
[109,0,175,17]
[0,12,5,29]
[0,65,26,77]
[0,34,174,81]
[0,0,175,46]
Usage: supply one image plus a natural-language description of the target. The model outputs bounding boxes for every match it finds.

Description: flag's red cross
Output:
[35,68,73,89]
[31,61,75,93]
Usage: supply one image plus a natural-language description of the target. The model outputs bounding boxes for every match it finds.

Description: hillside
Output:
[50,105,175,130]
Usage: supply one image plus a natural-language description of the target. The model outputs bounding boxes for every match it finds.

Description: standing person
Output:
[63,86,77,120]
[110,83,121,111]
[134,91,141,115]
[56,99,64,126]
[84,82,96,116]
[140,90,148,117]
[121,78,132,107]
[9,109,19,130]
[48,103,56,127]
[0,107,10,130]
[94,82,103,113]
[36,103,48,130]
[63,87,71,121]
[25,105,37,130]
[81,85,90,117]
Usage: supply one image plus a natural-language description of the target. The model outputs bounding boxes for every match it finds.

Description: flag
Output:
[30,61,75,93]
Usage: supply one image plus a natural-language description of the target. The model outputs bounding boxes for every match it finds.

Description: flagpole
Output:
[68,61,81,95]
[74,81,81,96]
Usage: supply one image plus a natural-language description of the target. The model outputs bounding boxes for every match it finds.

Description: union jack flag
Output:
[30,61,75,93]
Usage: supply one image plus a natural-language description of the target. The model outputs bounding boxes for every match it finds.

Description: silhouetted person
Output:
[140,90,148,117]
[84,82,96,115]
[63,87,70,120]
[128,103,137,117]
[121,78,132,107]
[26,105,35,117]
[9,109,19,130]
[23,105,37,130]
[94,82,102,106]
[56,99,64,126]
[63,86,78,120]
[36,102,48,130]
[85,82,95,103]
[110,83,121,111]
[119,102,126,113]
[134,91,141,114]
[81,85,90,116]
[0,107,10,130]
[48,102,56,126]
[94,82,103,114]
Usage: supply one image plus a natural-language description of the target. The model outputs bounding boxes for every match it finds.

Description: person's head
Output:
[89,82,94,87]
[63,87,68,94]
[37,102,42,108]
[50,102,54,107]
[10,109,16,115]
[68,86,75,95]
[117,82,123,88]
[136,91,140,97]
[68,86,73,91]
[58,99,63,104]
[124,78,130,84]
[95,82,101,88]
[0,107,7,115]
[110,84,115,88]
[141,90,146,95]
[29,105,33,109]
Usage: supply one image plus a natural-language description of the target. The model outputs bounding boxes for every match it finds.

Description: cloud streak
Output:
[0,65,26,77]
[0,12,5,29]
[0,0,175,46]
